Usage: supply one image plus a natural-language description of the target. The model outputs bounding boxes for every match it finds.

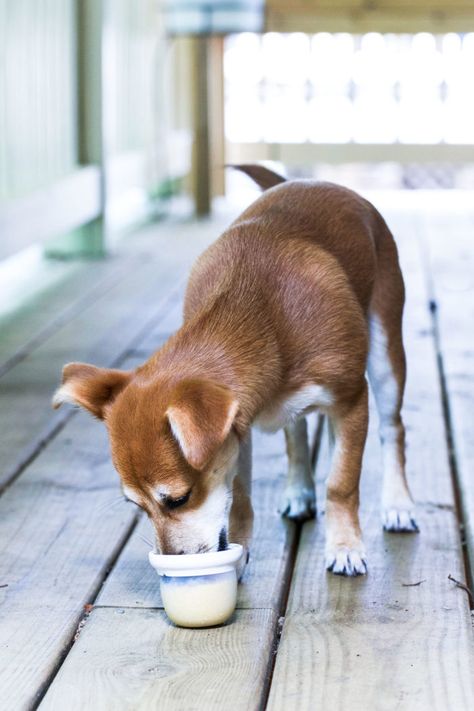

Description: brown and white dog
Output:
[53,165,417,577]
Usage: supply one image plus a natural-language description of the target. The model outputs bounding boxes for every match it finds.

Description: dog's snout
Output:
[161,546,186,555]
[155,526,229,556]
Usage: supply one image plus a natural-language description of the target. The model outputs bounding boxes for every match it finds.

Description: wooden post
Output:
[190,35,211,217]
[75,0,106,256]
[209,36,226,198]
[47,0,106,258]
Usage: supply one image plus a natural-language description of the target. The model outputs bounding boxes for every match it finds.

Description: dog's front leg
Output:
[229,432,254,580]
[280,417,316,521]
[325,382,368,576]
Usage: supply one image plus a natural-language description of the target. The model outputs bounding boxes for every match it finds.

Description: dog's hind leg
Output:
[368,232,418,532]
[325,382,368,576]
[280,417,316,521]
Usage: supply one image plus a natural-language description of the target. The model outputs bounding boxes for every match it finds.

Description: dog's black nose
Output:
[218,528,228,551]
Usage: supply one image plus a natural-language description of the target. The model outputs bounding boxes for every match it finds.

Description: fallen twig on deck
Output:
[402,580,426,587]
[448,574,474,605]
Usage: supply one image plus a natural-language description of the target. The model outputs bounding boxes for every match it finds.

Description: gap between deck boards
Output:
[34,417,325,711]
[265,207,474,711]
[32,511,142,709]
[258,414,326,708]
[0,258,133,379]
[418,222,474,609]
[429,298,474,608]
[0,215,223,494]
[0,283,183,497]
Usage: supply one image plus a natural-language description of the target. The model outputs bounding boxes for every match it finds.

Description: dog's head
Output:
[53,363,240,554]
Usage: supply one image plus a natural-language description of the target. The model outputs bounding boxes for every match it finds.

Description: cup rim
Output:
[148,542,243,576]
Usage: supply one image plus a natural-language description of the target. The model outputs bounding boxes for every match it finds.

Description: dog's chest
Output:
[255,384,334,432]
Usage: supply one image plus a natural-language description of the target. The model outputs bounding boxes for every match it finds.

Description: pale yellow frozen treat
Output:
[148,543,243,628]
[160,571,237,628]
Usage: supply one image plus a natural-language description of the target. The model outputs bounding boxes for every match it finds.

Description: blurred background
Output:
[2,5,474,705]
[1,0,473,296]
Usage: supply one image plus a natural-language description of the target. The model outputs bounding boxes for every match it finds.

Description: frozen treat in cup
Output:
[148,543,244,628]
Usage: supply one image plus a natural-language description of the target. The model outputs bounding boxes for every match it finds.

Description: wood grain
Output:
[35,282,304,709]
[267,204,474,710]
[39,608,277,711]
[0,258,130,377]
[0,411,138,710]
[0,217,224,709]
[35,359,301,708]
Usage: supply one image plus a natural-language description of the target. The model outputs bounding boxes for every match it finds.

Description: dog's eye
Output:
[164,490,191,510]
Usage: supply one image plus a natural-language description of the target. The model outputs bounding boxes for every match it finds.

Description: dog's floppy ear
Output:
[166,379,238,471]
[52,362,131,419]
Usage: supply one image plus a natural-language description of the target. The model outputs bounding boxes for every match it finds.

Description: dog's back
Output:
[234,167,400,311]
[183,169,385,395]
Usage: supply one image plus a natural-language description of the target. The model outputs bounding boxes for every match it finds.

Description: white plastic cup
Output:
[148,543,244,628]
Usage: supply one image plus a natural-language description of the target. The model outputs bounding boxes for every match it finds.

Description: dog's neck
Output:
[141,293,283,433]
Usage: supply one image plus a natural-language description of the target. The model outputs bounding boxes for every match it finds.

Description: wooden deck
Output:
[1,193,473,710]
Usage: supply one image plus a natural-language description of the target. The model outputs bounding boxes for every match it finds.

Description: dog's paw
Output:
[279,485,316,522]
[382,507,419,533]
[325,546,367,577]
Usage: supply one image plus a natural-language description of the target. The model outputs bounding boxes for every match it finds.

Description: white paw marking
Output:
[382,508,419,532]
[325,546,368,576]
[279,486,316,522]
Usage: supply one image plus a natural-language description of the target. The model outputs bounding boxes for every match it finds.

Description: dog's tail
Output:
[228,163,286,191]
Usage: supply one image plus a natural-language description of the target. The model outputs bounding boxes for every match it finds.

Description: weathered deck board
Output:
[0,256,128,377]
[418,205,474,577]
[0,234,210,710]
[0,221,215,491]
[0,351,171,710]
[0,410,139,711]
[0,216,247,710]
[34,291,303,708]
[39,608,277,711]
[267,209,474,711]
